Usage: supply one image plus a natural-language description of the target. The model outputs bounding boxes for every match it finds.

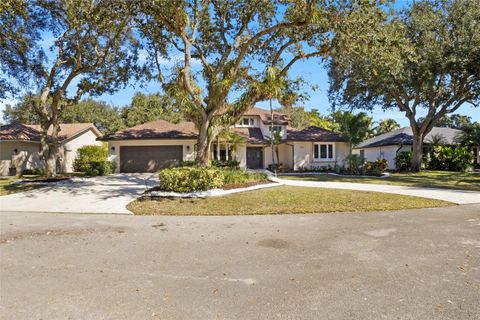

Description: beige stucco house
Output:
[0,123,102,176]
[101,107,350,172]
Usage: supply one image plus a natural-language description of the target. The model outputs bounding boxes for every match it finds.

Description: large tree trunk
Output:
[411,132,424,172]
[195,119,212,167]
[41,122,60,178]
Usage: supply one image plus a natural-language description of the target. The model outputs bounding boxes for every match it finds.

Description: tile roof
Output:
[286,126,345,142]
[0,123,100,142]
[99,120,198,140]
[354,127,463,149]
[232,127,267,144]
[244,107,289,125]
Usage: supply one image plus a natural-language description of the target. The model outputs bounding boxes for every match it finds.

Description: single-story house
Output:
[100,107,350,172]
[352,127,466,170]
[0,123,102,176]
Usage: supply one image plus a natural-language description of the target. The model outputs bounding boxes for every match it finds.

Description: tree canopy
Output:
[328,0,480,170]
[122,92,185,128]
[375,119,400,135]
[138,0,361,165]
[2,0,142,177]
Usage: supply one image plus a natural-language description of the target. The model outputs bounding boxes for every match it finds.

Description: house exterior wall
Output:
[61,129,102,173]
[107,139,197,173]
[235,144,247,168]
[235,115,287,140]
[0,141,42,176]
[291,141,350,171]
[353,145,411,170]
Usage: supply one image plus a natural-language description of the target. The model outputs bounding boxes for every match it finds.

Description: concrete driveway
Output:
[0,174,158,214]
[1,205,479,319]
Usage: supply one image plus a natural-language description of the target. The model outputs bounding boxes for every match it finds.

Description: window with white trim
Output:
[269,125,283,134]
[314,143,334,160]
[238,117,255,127]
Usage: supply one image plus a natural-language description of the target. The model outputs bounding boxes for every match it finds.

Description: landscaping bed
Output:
[128,186,452,216]
[150,166,271,198]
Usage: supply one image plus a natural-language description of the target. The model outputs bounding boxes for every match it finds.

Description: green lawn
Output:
[0,177,45,196]
[128,186,452,216]
[280,170,480,191]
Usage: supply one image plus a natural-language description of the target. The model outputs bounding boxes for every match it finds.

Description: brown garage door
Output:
[120,146,183,173]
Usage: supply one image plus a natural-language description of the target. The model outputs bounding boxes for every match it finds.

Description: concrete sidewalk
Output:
[0,174,158,214]
[272,177,480,204]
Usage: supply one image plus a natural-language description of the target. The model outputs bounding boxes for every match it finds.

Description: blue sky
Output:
[1,0,478,126]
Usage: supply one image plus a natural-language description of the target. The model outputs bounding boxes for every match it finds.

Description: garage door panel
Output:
[120,146,183,173]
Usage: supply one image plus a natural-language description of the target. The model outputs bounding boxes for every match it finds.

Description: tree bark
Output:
[410,133,424,172]
[195,119,212,166]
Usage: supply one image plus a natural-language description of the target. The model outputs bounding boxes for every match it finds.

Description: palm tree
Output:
[331,111,374,168]
[375,119,400,135]
[251,67,286,174]
[217,130,245,161]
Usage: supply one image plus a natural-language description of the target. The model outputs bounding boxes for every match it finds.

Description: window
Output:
[359,149,365,159]
[314,143,334,160]
[270,125,283,134]
[240,117,254,126]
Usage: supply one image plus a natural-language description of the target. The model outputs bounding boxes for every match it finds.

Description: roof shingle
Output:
[355,127,463,148]
[100,120,197,140]
[286,126,345,142]
[244,107,289,125]
[0,123,100,142]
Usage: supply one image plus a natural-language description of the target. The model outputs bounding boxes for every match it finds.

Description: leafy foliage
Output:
[328,0,480,171]
[211,160,240,169]
[158,167,225,192]
[429,146,474,172]
[61,99,124,134]
[121,92,185,127]
[331,111,373,146]
[3,0,141,177]
[395,152,413,171]
[73,144,114,176]
[221,169,268,185]
[376,119,400,135]
[138,0,357,165]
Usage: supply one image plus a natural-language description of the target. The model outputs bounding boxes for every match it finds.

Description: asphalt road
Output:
[1,205,479,320]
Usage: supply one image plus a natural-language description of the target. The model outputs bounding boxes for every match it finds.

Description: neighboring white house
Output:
[101,107,351,173]
[352,127,464,170]
[0,123,102,176]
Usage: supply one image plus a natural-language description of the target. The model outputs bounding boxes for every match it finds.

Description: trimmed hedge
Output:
[158,167,269,192]
[159,167,224,192]
[74,144,115,176]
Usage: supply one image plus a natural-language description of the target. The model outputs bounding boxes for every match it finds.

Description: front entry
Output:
[246,147,263,169]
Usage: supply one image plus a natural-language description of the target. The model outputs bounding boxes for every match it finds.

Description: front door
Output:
[246,147,263,169]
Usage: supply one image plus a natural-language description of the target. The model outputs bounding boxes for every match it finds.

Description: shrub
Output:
[181,160,196,167]
[74,144,113,176]
[430,146,474,172]
[365,159,388,174]
[395,151,412,171]
[211,159,240,169]
[159,167,224,192]
[344,154,365,174]
[222,169,268,185]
